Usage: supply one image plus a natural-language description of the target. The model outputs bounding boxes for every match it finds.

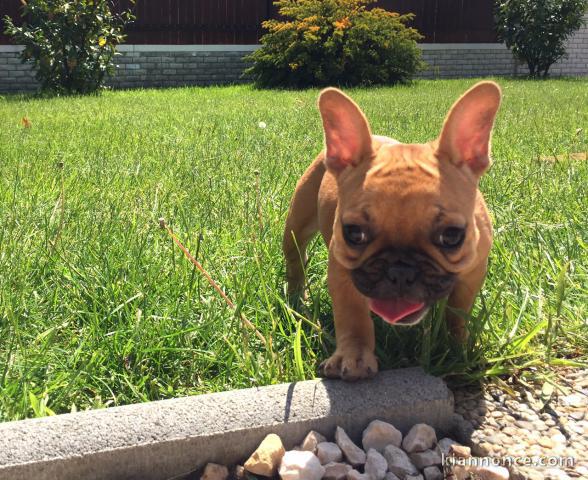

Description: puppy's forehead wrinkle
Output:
[434,205,467,226]
[369,144,439,180]
[342,206,371,224]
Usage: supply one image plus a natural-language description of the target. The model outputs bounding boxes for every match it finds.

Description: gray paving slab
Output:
[0,367,453,480]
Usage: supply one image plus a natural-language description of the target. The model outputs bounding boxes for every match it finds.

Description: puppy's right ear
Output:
[318,88,373,174]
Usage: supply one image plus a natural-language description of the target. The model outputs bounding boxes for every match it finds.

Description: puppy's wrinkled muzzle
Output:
[351,248,456,324]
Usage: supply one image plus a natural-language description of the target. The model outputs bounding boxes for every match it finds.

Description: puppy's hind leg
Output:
[282,158,325,298]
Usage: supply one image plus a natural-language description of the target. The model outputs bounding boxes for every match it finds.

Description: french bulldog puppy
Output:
[283,81,501,381]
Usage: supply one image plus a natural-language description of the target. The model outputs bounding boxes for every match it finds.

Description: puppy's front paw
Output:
[318,346,378,382]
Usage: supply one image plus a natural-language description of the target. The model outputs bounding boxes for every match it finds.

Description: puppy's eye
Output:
[342,224,370,247]
[436,227,465,250]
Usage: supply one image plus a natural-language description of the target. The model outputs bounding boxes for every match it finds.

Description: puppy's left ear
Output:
[436,81,502,176]
[318,88,374,174]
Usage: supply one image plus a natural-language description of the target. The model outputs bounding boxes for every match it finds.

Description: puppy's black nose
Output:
[386,261,417,286]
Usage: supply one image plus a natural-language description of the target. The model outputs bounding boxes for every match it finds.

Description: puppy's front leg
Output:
[319,252,378,381]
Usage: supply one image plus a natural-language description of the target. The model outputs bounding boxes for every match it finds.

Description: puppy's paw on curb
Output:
[318,348,378,381]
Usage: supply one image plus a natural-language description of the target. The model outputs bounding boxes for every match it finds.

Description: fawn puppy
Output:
[283,82,501,380]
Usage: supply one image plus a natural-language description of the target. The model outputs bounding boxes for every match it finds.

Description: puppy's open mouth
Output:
[368,298,429,326]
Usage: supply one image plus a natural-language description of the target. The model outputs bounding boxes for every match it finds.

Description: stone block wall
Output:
[0,45,37,93]
[110,45,255,89]
[550,13,588,76]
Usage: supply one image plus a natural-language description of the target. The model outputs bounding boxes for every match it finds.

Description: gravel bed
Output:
[451,368,588,480]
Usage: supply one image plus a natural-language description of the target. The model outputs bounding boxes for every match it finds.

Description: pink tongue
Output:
[369,298,425,324]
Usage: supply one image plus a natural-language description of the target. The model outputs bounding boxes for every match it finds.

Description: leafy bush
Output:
[245,0,423,88]
[495,0,587,77]
[4,0,134,94]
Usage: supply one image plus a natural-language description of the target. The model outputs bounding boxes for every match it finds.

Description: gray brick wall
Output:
[419,44,524,78]
[0,46,37,93]
[550,13,588,76]
[108,46,254,90]
[1,14,586,93]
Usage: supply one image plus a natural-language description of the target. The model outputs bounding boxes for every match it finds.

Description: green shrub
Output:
[4,0,134,94]
[495,0,587,77]
[245,0,423,88]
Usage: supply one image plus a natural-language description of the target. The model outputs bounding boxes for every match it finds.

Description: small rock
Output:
[538,437,554,448]
[409,449,441,469]
[383,444,419,478]
[347,470,371,480]
[436,438,459,457]
[472,442,493,456]
[300,430,327,453]
[233,465,246,480]
[201,463,229,480]
[561,393,586,408]
[423,466,443,480]
[485,433,504,445]
[496,433,512,446]
[516,466,544,480]
[385,473,401,480]
[317,442,343,464]
[451,413,475,442]
[551,433,567,445]
[362,420,402,451]
[449,445,471,458]
[244,433,285,477]
[543,469,571,480]
[576,466,588,477]
[502,427,518,436]
[405,475,424,480]
[452,465,470,480]
[335,426,366,466]
[519,411,539,421]
[402,424,437,453]
[569,410,585,421]
[365,448,388,480]
[279,450,325,480]
[474,465,510,480]
[515,420,535,430]
[323,462,352,480]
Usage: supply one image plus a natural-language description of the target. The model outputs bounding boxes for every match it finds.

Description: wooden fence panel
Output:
[378,0,497,43]
[0,0,498,45]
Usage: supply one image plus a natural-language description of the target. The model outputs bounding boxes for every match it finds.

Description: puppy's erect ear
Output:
[436,81,502,176]
[318,88,373,174]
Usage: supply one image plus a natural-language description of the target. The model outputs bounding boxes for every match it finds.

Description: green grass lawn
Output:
[0,79,586,422]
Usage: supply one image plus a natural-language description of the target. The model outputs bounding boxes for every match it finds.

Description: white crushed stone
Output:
[383,444,419,478]
[201,463,229,480]
[362,420,402,452]
[402,424,437,453]
[322,461,352,480]
[409,448,441,469]
[422,465,443,480]
[300,430,327,453]
[347,469,372,480]
[316,441,343,464]
[364,448,388,480]
[278,450,325,480]
[335,426,366,466]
